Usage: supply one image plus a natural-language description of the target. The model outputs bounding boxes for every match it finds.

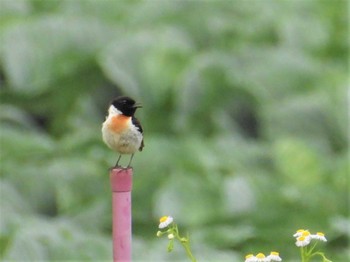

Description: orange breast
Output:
[109,115,130,133]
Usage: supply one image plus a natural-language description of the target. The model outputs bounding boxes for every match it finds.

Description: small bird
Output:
[102,96,144,168]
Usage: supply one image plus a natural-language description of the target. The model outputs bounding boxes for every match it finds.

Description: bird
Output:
[102,96,144,168]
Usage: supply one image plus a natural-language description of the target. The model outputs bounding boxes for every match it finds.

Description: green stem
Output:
[174,224,197,262]
[310,251,333,262]
[180,240,197,262]
[301,247,305,262]
[301,246,310,262]
[306,241,318,256]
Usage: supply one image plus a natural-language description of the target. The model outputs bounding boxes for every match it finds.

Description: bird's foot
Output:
[109,165,132,171]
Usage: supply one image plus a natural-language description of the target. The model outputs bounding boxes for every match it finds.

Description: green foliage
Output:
[0,0,348,261]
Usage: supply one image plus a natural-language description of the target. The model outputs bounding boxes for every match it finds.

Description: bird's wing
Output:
[132,116,144,151]
[132,116,143,133]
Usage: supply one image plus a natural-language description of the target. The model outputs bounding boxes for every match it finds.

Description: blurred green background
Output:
[0,0,348,261]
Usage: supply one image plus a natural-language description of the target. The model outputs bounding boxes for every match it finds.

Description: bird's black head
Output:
[111,96,142,116]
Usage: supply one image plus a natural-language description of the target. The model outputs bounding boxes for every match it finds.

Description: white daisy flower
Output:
[293,229,306,238]
[295,236,311,247]
[245,254,258,262]
[158,216,173,229]
[311,232,327,242]
[256,253,269,262]
[267,251,282,261]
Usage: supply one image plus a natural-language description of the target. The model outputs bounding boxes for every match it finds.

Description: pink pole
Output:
[110,168,133,262]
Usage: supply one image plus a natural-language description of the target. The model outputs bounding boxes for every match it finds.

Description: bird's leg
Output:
[114,154,122,168]
[127,154,134,168]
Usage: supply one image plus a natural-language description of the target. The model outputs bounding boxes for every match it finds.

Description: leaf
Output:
[262,93,334,151]
[175,52,236,133]
[0,126,55,161]
[2,16,117,93]
[167,239,174,252]
[99,26,194,102]
[222,176,255,216]
[153,171,222,226]
[3,231,48,260]
[273,138,324,187]
[0,180,32,236]
[192,224,254,248]
[0,104,38,130]
[60,0,136,21]
[3,217,111,260]
[0,0,30,22]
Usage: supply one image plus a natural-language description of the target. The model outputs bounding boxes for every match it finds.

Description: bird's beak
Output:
[133,103,142,108]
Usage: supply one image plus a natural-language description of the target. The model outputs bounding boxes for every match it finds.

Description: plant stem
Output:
[180,240,197,262]
[307,241,318,256]
[301,246,305,262]
[301,246,310,262]
[311,252,333,262]
[174,224,197,262]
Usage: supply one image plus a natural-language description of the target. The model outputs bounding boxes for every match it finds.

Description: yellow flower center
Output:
[296,229,304,233]
[256,253,265,258]
[298,236,305,241]
[159,216,168,223]
[302,231,310,236]
[245,254,254,259]
[317,232,325,236]
[270,251,279,256]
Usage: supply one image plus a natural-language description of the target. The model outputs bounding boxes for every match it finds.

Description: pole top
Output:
[110,167,133,192]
